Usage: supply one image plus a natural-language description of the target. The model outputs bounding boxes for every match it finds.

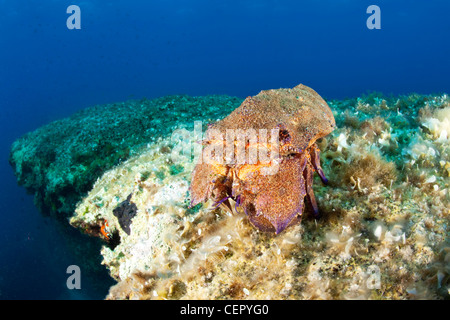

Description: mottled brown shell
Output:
[211,84,335,152]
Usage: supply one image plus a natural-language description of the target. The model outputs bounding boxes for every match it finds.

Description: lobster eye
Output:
[279,129,291,143]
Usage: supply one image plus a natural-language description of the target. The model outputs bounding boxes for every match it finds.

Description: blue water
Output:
[0,0,449,299]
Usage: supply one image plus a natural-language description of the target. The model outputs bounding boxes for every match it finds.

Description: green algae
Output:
[169,164,184,176]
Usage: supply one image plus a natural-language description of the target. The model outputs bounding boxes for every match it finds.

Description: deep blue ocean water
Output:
[0,0,449,299]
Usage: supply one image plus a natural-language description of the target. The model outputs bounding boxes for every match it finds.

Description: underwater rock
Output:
[9,95,241,218]
[68,90,449,300]
[11,89,449,299]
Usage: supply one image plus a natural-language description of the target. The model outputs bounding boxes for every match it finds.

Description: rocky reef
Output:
[9,95,241,218]
[11,90,449,299]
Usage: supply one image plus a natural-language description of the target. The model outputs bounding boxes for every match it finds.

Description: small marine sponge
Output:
[189,84,335,234]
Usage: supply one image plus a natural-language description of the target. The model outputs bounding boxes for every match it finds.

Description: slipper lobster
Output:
[189,84,335,234]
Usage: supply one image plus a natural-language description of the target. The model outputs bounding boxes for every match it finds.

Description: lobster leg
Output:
[310,144,328,185]
[304,163,320,218]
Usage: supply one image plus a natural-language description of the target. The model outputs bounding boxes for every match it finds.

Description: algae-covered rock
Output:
[68,92,449,300]
[10,90,449,299]
[9,95,241,218]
